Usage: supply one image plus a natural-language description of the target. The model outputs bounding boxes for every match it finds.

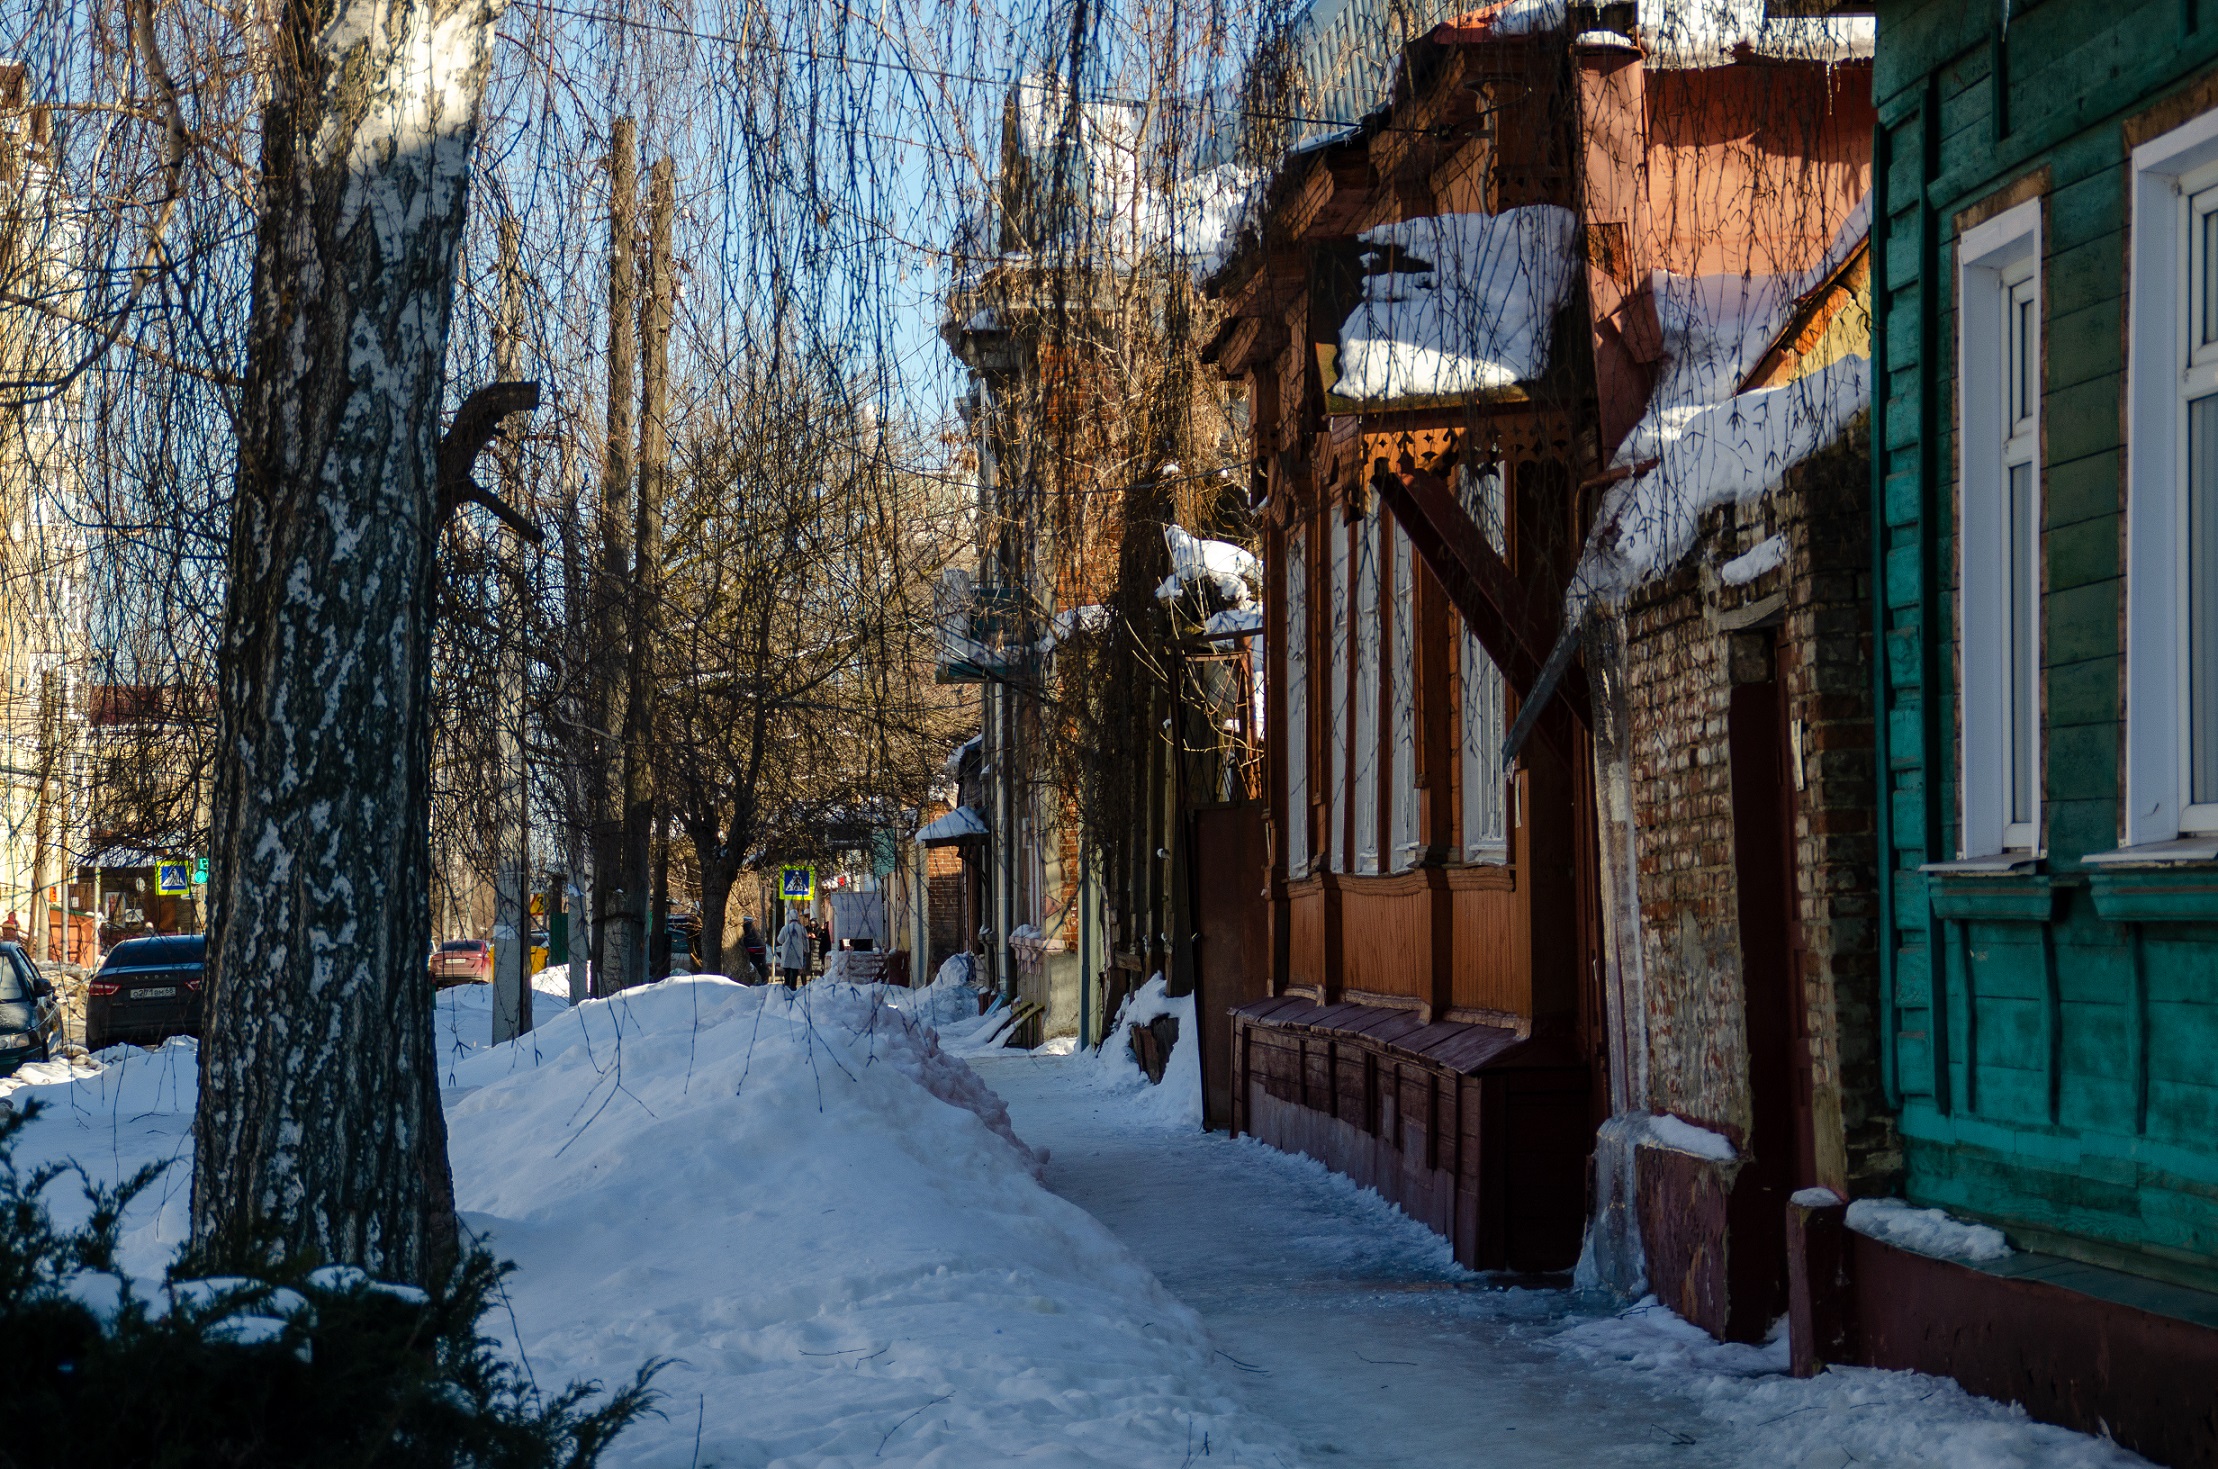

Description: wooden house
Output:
[1207,2,1884,1287]
[1837,2,2218,1461]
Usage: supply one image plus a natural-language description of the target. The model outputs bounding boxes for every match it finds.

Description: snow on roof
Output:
[1331,206,1578,405]
[1432,0,1566,43]
[1638,0,1874,70]
[1570,201,1871,606]
[918,804,988,846]
[1003,73,1257,275]
[1156,525,1262,608]
[1429,0,1872,66]
[943,734,982,778]
[1204,607,1264,638]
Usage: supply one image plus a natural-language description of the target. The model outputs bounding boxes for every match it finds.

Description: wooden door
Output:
[1192,803,1273,1129]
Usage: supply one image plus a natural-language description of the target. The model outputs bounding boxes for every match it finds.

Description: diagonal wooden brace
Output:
[1369,459,1591,760]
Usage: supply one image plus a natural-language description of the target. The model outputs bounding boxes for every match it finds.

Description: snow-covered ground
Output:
[3,978,1295,1467]
[0,976,2159,1468]
[981,1044,2156,1469]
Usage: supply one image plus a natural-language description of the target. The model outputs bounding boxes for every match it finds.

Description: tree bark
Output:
[603,154,671,992]
[588,118,636,998]
[191,0,507,1285]
[693,834,734,977]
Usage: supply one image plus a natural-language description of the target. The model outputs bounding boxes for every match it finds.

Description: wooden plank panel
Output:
[1340,874,1433,1003]
[1450,872,1526,1017]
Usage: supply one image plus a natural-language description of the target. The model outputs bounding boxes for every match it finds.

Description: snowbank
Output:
[1333,206,1578,403]
[4,979,1292,1466]
[1555,1297,2145,1467]
[1846,1197,2013,1264]
[1065,975,1202,1129]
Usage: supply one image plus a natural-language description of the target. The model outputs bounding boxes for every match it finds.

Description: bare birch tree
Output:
[190,0,512,1282]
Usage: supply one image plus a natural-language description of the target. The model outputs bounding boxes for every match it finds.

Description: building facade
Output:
[1836,2,2218,1460]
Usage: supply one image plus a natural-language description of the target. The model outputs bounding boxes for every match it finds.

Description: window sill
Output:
[1919,855,2043,875]
[2081,838,2218,867]
[1923,861,2064,922]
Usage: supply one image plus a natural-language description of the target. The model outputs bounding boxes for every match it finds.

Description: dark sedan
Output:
[0,943,61,1074]
[85,934,205,1053]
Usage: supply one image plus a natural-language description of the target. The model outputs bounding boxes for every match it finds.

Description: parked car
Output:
[83,934,203,1053]
[0,943,62,1071]
[429,938,492,986]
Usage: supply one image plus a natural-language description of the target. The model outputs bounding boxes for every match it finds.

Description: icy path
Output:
[977,1050,2157,1469]
[977,1051,1712,1467]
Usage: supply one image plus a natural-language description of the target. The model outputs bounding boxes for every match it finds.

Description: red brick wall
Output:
[1615,428,1895,1193]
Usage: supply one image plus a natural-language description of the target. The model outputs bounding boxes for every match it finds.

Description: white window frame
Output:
[1328,519,1350,872]
[1390,523,1422,869]
[1956,197,2044,858]
[1458,463,1509,864]
[1352,508,1383,874]
[2127,110,2218,844]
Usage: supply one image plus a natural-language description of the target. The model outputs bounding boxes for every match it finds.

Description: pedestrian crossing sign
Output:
[156,863,191,895]
[779,865,815,902]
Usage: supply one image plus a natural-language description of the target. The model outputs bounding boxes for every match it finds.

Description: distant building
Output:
[1,62,91,963]
[939,76,1257,1048]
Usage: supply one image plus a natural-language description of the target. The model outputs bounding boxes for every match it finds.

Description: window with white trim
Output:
[2181,174,2218,828]
[1390,523,1422,869]
[1328,517,1350,871]
[2125,112,2218,846]
[1458,462,1509,863]
[1956,198,2043,857]
[1352,507,1383,873]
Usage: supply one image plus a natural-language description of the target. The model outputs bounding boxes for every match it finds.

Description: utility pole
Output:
[491,214,533,1043]
[589,118,638,999]
[605,152,673,993]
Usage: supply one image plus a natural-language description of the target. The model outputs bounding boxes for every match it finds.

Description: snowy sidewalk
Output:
[979,1048,2157,1469]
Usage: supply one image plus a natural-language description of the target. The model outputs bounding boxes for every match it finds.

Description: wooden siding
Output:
[1874,0,2218,1289]
[1233,995,1589,1271]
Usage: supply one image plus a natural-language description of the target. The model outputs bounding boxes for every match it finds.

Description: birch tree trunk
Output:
[191,0,507,1284]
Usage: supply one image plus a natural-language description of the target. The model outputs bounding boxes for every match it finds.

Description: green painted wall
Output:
[1874,0,2218,1291]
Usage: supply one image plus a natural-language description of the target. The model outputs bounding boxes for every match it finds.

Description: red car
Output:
[429,939,491,986]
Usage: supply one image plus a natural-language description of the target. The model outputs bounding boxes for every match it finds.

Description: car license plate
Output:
[135,987,178,999]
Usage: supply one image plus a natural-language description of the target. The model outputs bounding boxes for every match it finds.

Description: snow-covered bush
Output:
[0,1101,659,1467]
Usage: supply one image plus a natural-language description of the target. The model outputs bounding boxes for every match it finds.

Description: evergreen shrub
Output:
[0,1101,661,1467]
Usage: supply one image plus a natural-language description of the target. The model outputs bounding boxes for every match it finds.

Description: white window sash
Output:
[1390,524,1421,869]
[1284,527,1310,874]
[1352,509,1383,873]
[1329,520,1350,871]
[1459,464,1509,863]
[1956,197,2043,858]
[2180,177,2218,830]
[2128,112,2218,843]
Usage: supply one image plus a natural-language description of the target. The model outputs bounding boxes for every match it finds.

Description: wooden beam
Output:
[1369,461,1590,754]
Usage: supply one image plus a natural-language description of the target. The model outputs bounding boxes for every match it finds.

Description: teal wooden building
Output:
[1853,0,2218,1458]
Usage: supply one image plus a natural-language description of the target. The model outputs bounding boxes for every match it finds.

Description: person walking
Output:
[738,916,767,983]
[774,909,811,989]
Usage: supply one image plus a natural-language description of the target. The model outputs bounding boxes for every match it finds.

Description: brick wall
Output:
[1615,425,1896,1192]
